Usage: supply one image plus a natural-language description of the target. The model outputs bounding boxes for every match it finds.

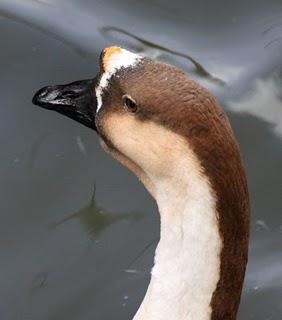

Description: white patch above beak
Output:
[95,46,142,113]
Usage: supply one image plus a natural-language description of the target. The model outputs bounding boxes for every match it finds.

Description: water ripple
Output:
[101,26,225,86]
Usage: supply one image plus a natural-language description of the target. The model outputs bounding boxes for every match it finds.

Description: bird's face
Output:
[33,46,221,195]
[94,47,195,191]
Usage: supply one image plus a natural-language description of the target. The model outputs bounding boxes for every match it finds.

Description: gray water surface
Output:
[0,1,282,319]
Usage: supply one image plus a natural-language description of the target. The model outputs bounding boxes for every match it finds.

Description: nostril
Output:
[61,90,73,97]
[59,90,79,99]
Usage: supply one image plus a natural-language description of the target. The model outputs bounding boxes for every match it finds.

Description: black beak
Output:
[32,78,98,130]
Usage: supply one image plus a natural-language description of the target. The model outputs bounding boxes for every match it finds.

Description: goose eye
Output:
[122,94,138,113]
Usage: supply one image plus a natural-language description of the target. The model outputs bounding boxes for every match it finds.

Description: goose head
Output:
[33,46,250,320]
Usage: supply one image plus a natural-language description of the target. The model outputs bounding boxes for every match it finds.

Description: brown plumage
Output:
[99,58,250,319]
[33,47,250,320]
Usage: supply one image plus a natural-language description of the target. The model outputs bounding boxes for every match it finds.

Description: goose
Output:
[33,46,250,320]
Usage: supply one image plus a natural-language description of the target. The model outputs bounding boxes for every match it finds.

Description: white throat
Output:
[133,156,222,320]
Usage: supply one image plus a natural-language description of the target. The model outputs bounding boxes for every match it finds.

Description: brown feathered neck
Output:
[99,57,250,319]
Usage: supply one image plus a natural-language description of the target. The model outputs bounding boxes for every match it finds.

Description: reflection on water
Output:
[0,0,282,319]
[101,26,225,85]
[52,188,145,239]
[0,1,225,88]
[0,7,88,56]
[229,75,282,137]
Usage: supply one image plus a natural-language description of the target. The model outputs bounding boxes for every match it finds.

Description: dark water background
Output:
[0,0,282,319]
